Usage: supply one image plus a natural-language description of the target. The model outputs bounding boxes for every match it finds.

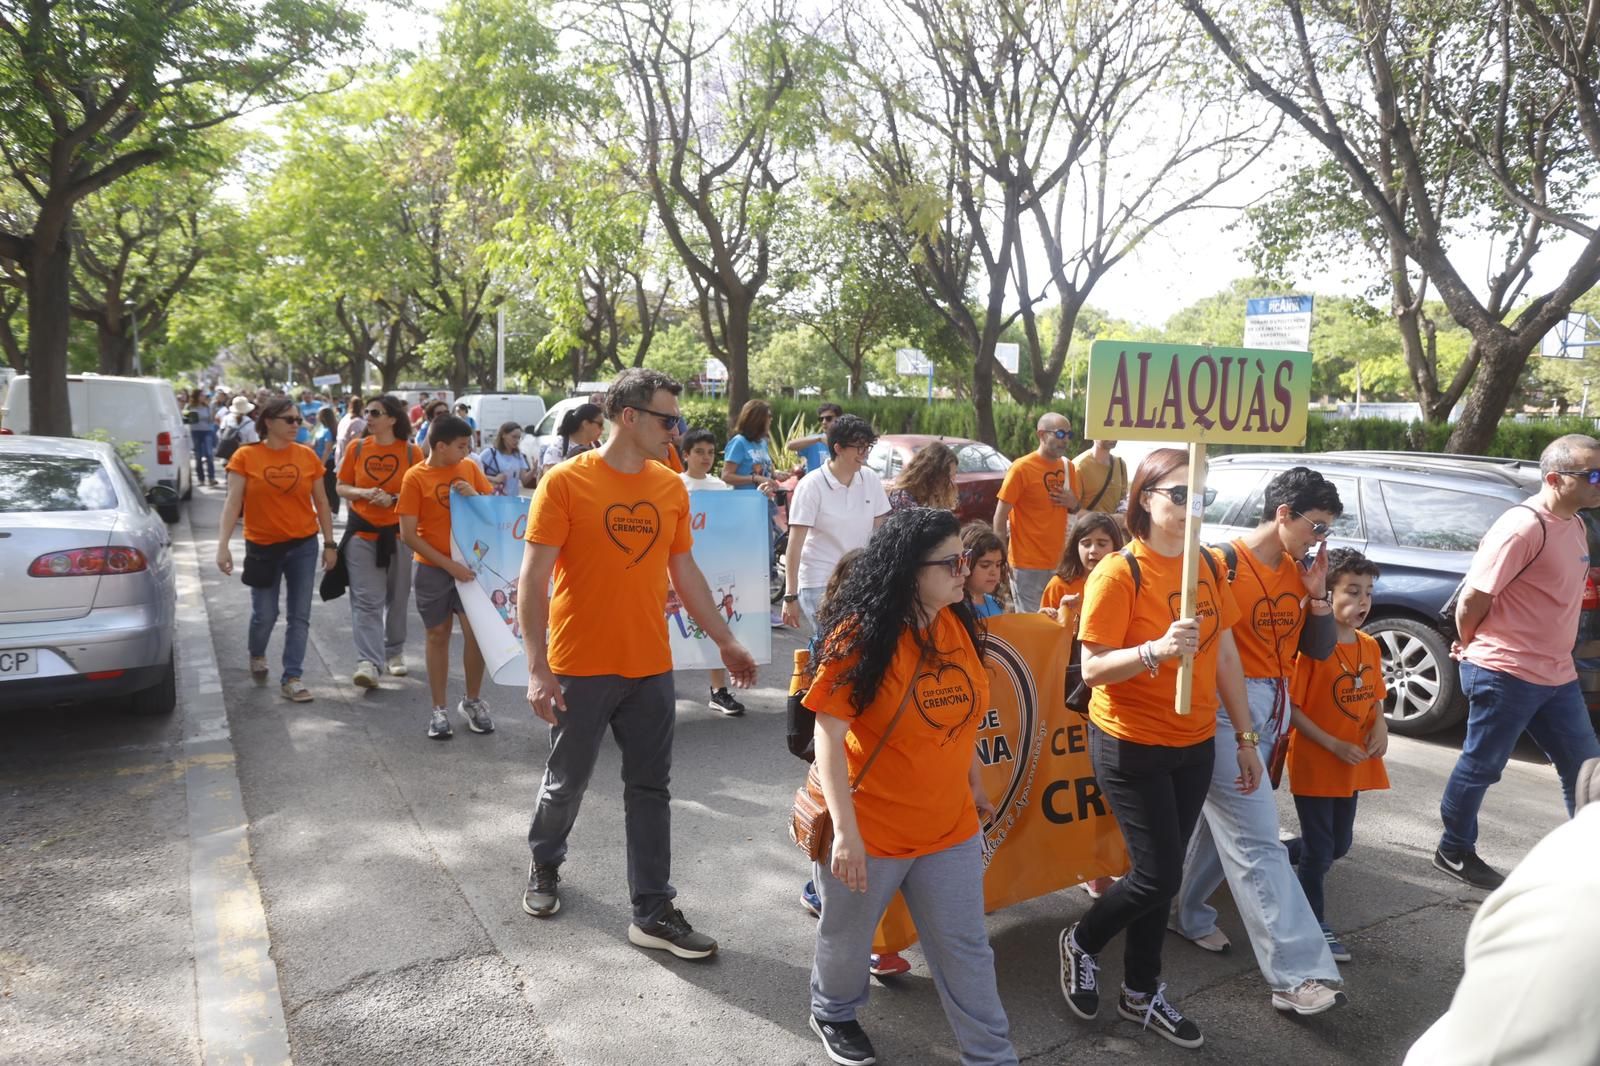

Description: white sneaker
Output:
[387,656,407,677]
[352,660,379,689]
[1169,923,1230,953]
[1272,979,1346,1015]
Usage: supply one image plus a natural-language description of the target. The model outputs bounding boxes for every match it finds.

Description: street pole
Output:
[496,307,506,392]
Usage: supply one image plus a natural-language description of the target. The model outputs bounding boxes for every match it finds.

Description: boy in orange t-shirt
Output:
[1284,549,1389,962]
[993,412,1082,612]
[396,415,494,740]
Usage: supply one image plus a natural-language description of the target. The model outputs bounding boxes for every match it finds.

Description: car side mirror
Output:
[147,484,180,507]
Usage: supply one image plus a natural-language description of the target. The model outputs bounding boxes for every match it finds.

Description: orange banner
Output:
[874,612,1129,952]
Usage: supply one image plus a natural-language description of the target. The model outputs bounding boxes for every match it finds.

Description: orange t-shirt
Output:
[1227,538,1308,681]
[1287,632,1391,797]
[1042,574,1087,630]
[997,452,1083,570]
[658,445,685,473]
[526,449,694,677]
[395,458,493,565]
[227,442,323,546]
[804,607,989,858]
[1079,540,1241,748]
[338,437,421,541]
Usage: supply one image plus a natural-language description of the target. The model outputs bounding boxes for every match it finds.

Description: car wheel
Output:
[1365,616,1463,736]
[157,500,180,524]
[130,654,176,716]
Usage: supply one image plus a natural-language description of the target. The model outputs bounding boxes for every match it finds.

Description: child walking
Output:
[1041,511,1123,630]
[1284,548,1390,961]
[961,522,1011,619]
[678,428,744,716]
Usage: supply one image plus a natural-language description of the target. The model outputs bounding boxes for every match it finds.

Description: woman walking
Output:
[337,395,422,688]
[1058,447,1260,1049]
[185,389,218,487]
[539,403,603,473]
[478,421,534,496]
[415,399,451,453]
[722,399,783,626]
[888,442,958,512]
[312,406,341,517]
[215,396,337,703]
[804,507,1016,1066]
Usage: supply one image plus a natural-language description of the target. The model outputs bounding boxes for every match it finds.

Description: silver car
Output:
[0,437,178,713]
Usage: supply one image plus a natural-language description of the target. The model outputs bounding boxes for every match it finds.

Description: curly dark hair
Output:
[812,507,981,713]
[1325,547,1380,586]
[1261,466,1344,523]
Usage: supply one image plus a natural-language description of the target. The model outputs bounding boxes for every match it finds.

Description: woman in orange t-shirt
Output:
[1060,448,1259,1050]
[802,507,1015,1066]
[216,396,336,702]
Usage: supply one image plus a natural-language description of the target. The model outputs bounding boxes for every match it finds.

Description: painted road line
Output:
[174,513,293,1066]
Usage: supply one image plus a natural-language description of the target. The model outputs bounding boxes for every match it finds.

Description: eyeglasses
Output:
[1555,469,1600,485]
[1143,485,1217,508]
[1292,511,1333,538]
[273,415,303,425]
[919,550,973,578]
[363,408,387,418]
[1044,428,1076,441]
[627,405,680,430]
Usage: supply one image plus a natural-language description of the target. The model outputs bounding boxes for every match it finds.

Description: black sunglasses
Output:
[627,405,680,431]
[1143,485,1217,508]
[919,549,973,578]
[272,414,303,425]
[1293,511,1333,538]
[1555,468,1600,485]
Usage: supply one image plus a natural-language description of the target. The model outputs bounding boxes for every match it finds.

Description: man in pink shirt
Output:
[1436,434,1600,890]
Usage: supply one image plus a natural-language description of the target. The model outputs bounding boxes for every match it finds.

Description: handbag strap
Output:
[849,654,927,792]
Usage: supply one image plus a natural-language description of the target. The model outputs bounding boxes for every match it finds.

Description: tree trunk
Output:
[449,339,470,395]
[724,294,752,425]
[97,322,132,376]
[25,234,74,436]
[1445,332,1526,454]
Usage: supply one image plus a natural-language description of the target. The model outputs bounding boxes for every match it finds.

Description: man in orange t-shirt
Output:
[516,368,756,959]
[993,412,1081,612]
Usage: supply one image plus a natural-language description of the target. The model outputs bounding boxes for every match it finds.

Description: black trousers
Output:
[1074,723,1214,993]
[1288,794,1358,923]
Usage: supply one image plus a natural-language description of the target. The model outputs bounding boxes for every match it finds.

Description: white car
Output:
[457,392,548,447]
[522,395,607,470]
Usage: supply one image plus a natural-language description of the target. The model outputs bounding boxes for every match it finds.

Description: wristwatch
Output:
[782,594,799,603]
[1235,730,1261,745]
[323,541,337,550]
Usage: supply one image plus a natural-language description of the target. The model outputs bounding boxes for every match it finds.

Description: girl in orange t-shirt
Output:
[802,507,1014,1065]
[1061,448,1258,1050]
[1041,511,1124,631]
[216,396,336,703]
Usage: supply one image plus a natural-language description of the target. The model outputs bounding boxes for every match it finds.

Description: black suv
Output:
[1199,450,1600,736]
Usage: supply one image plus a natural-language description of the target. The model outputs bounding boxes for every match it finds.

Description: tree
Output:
[1183,0,1600,453]
[0,0,363,434]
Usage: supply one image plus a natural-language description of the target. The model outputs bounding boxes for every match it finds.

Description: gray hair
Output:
[604,368,682,422]
[1540,433,1600,477]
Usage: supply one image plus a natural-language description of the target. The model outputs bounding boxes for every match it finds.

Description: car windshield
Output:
[0,455,119,512]
[953,443,1009,473]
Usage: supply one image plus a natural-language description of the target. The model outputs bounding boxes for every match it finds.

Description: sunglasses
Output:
[820,414,838,423]
[273,414,303,425]
[920,549,973,578]
[1555,468,1600,485]
[1293,511,1333,538]
[363,408,388,418]
[1044,428,1076,441]
[627,405,680,431]
[1143,484,1217,508]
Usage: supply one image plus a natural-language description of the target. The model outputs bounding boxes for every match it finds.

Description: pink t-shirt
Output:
[1462,497,1589,685]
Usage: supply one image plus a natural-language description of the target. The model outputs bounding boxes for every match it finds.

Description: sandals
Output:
[280,677,313,703]
[249,656,269,680]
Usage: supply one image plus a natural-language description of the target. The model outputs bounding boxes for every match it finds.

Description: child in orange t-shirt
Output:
[1284,548,1389,962]
[1041,512,1124,631]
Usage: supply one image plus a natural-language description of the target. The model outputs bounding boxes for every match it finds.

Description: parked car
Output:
[864,434,1011,525]
[1198,449,1600,736]
[0,436,179,714]
[523,394,607,470]
[2,374,192,522]
[456,393,548,448]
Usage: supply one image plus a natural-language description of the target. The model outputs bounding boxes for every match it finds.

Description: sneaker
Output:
[1083,876,1116,900]
[1321,923,1351,963]
[628,906,718,959]
[770,607,787,628]
[249,656,269,680]
[1271,978,1346,1015]
[1119,983,1204,1049]
[800,880,822,918]
[1058,923,1099,1020]
[868,952,910,977]
[352,660,379,689]
[459,697,494,734]
[521,861,561,917]
[1170,923,1231,953]
[427,708,453,739]
[280,678,313,702]
[708,687,746,716]
[387,656,408,677]
[1432,847,1505,891]
[809,1014,876,1066]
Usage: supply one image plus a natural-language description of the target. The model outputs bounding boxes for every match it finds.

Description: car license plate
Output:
[0,649,39,676]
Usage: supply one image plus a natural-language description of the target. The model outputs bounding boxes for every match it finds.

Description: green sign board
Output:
[1083,340,1313,447]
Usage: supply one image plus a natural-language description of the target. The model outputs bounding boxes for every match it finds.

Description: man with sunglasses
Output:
[994,412,1082,612]
[787,402,845,474]
[1436,434,1600,890]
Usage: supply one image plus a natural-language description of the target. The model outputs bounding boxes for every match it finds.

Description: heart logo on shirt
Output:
[263,464,300,494]
[1168,588,1221,652]
[1251,592,1302,659]
[363,453,400,485]
[434,483,454,508]
[1333,666,1374,723]
[1042,468,1065,499]
[604,501,661,568]
[915,661,979,743]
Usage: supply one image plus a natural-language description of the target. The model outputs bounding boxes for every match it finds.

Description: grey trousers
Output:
[811,833,1016,1066]
[1009,567,1053,614]
[528,672,676,924]
[346,535,412,669]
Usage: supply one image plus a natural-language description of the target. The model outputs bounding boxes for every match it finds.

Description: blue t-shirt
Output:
[799,440,830,472]
[312,426,334,461]
[298,400,322,421]
[971,594,1004,619]
[723,434,773,489]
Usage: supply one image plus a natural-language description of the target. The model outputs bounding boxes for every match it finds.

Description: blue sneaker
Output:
[1321,923,1351,963]
[801,880,821,918]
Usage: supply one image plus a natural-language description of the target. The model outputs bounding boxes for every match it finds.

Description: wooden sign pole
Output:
[1173,441,1207,716]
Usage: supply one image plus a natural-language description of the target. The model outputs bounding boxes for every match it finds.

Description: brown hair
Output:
[254,396,297,439]
[821,547,864,610]
[732,399,772,442]
[1055,511,1126,583]
[1125,447,1189,542]
[897,442,959,510]
[961,521,1011,609]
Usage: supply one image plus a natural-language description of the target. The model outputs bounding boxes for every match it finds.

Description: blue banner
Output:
[670,490,772,670]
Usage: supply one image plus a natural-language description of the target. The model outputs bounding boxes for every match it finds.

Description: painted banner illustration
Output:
[450,493,533,687]
[874,612,1129,952]
[669,489,772,669]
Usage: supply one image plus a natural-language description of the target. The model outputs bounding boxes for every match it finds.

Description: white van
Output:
[458,393,548,445]
[2,374,192,521]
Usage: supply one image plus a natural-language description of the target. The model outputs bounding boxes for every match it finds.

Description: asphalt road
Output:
[0,485,1579,1065]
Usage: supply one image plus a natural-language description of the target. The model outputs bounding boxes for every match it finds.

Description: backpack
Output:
[216,419,243,462]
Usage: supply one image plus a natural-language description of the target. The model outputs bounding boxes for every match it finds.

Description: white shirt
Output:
[223,412,258,444]
[788,463,889,589]
[680,472,732,493]
[335,413,366,465]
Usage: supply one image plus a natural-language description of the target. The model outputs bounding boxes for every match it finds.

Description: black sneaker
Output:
[809,1014,877,1066]
[1059,923,1099,1020]
[627,906,718,959]
[1119,983,1204,1049]
[521,861,560,917]
[708,687,745,716]
[1433,847,1505,891]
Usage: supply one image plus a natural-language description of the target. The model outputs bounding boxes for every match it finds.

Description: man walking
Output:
[993,412,1081,612]
[1072,438,1128,514]
[517,368,757,959]
[787,402,844,474]
[1435,433,1600,890]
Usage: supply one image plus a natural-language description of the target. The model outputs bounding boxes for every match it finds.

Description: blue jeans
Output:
[247,536,317,685]
[1286,795,1357,923]
[191,427,216,482]
[1439,662,1600,854]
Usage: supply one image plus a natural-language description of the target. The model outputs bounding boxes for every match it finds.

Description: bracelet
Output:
[1138,642,1159,675]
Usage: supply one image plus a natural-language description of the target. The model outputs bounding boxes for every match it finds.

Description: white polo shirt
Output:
[788,462,890,589]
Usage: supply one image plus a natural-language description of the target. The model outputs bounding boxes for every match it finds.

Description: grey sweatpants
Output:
[346,535,412,669]
[527,672,676,924]
[1009,567,1052,614]
[811,833,1016,1066]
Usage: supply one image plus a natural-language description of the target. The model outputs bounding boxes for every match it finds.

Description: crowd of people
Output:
[195,371,1600,1065]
